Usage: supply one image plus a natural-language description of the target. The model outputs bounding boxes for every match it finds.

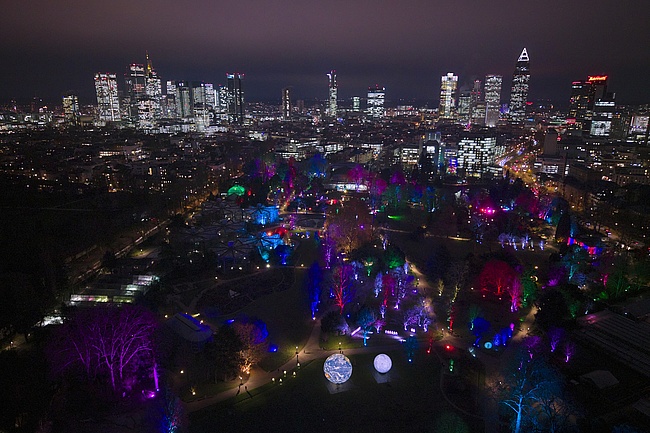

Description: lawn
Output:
[189,349,484,433]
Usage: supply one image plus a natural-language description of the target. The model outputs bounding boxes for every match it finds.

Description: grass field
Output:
[189,349,484,433]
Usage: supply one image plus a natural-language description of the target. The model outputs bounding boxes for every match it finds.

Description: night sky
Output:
[2,0,650,106]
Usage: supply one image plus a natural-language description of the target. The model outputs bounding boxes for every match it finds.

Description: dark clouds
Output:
[2,0,649,105]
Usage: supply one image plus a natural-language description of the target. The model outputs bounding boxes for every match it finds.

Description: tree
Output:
[479,260,516,296]
[506,278,523,312]
[356,306,376,346]
[492,348,563,433]
[325,197,372,254]
[47,304,158,395]
[232,321,269,374]
[330,265,354,314]
[304,262,323,319]
[151,385,188,433]
[207,325,244,381]
[561,245,589,283]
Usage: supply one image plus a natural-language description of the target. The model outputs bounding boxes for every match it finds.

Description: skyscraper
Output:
[509,48,530,122]
[125,63,146,124]
[144,52,162,121]
[282,87,292,120]
[439,72,458,120]
[226,73,244,124]
[366,85,385,119]
[94,73,121,122]
[484,74,502,127]
[327,70,337,117]
[569,75,609,134]
[62,93,79,125]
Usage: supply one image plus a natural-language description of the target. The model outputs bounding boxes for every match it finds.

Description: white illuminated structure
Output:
[373,354,392,373]
[439,72,458,119]
[509,48,530,122]
[94,72,121,122]
[327,70,338,117]
[367,85,385,119]
[484,74,502,127]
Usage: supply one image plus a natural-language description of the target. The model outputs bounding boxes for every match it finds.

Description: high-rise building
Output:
[484,74,502,127]
[568,75,610,135]
[457,87,471,123]
[124,63,146,124]
[62,93,79,125]
[94,73,121,122]
[144,53,162,121]
[327,70,337,117]
[366,85,385,119]
[166,80,178,118]
[509,48,530,122]
[226,73,244,124]
[457,132,498,177]
[439,72,458,120]
[282,87,292,120]
[177,81,193,119]
[352,96,361,112]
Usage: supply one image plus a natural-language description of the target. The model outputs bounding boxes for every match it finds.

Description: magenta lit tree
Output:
[48,304,157,396]
[331,265,354,314]
[507,279,523,312]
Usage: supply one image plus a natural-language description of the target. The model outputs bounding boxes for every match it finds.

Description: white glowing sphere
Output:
[373,353,392,373]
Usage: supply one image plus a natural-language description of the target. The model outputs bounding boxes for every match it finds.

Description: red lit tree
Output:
[331,265,354,314]
[479,259,516,296]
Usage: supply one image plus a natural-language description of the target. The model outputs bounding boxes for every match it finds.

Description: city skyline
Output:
[2,0,650,105]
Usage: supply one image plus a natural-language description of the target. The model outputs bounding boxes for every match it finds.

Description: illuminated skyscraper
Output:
[366,85,385,119]
[166,80,178,118]
[282,87,292,120]
[439,72,458,119]
[125,63,146,124]
[177,81,193,119]
[94,72,121,122]
[144,52,162,121]
[569,75,609,134]
[352,96,361,112]
[226,73,244,124]
[509,48,530,122]
[62,93,79,125]
[484,74,502,127]
[327,70,337,117]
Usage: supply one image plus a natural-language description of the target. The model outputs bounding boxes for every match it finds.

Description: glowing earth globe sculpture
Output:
[373,353,392,374]
[323,354,353,384]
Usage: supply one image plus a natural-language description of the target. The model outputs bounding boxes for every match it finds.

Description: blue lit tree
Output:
[304,262,323,319]
[356,306,376,346]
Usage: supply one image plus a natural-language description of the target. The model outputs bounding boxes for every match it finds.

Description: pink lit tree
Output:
[506,279,523,312]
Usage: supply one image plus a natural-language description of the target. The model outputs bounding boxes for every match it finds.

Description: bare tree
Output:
[48,304,157,395]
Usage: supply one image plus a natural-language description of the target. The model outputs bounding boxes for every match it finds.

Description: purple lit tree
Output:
[563,341,575,363]
[547,327,564,353]
[48,304,157,396]
[374,272,383,297]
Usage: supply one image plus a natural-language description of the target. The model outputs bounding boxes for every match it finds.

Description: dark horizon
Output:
[2,0,650,108]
